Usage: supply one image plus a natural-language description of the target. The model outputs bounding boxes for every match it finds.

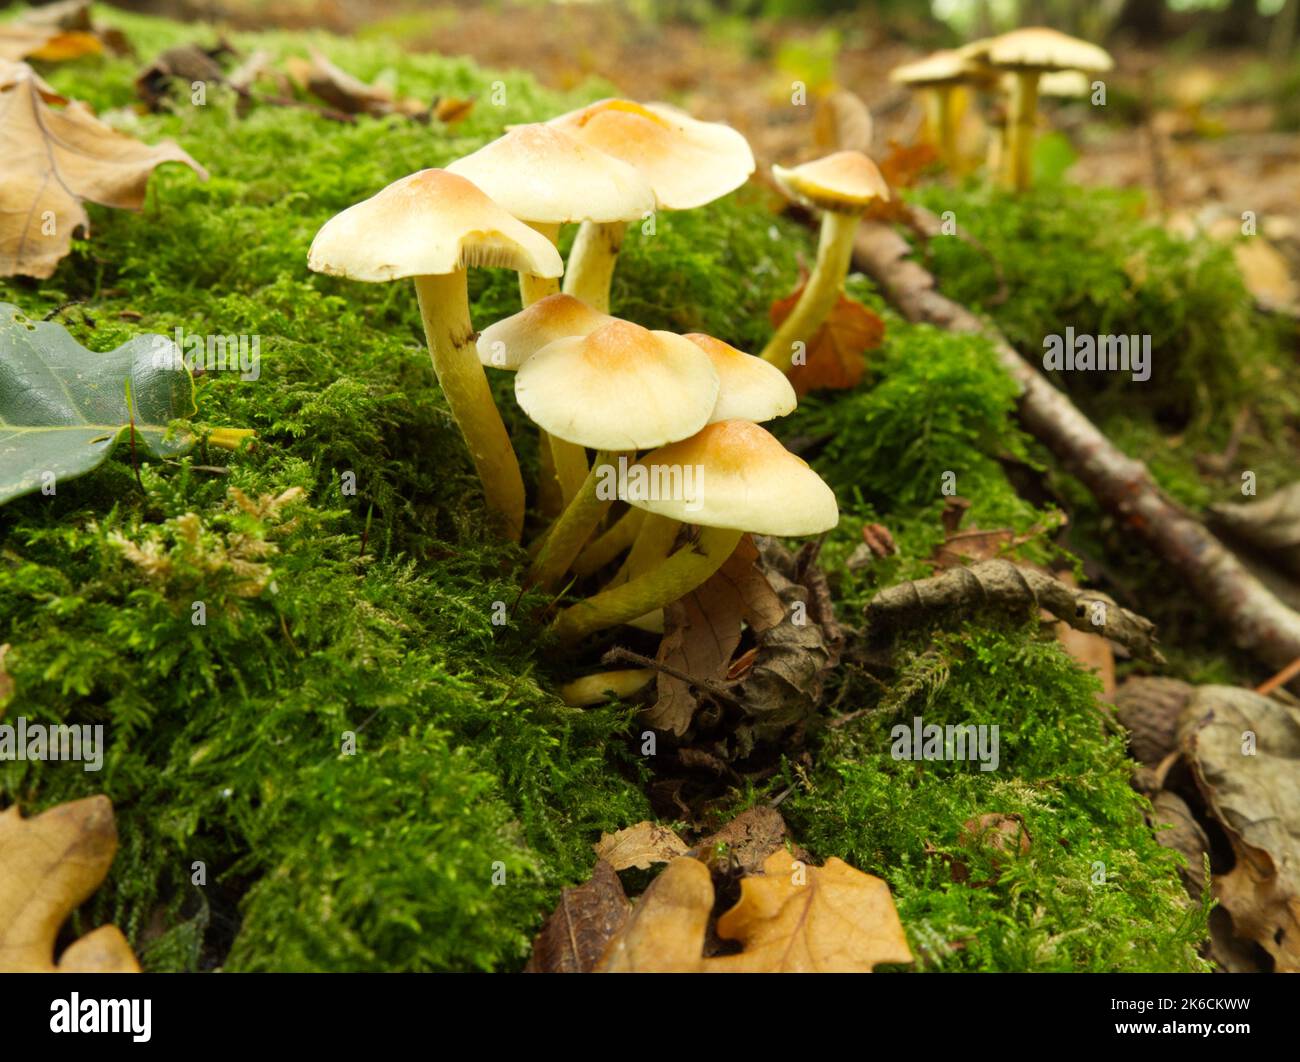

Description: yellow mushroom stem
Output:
[559,669,655,706]
[759,209,861,370]
[1005,69,1041,192]
[527,449,618,591]
[414,271,525,542]
[562,220,628,312]
[550,434,589,507]
[572,507,646,577]
[519,222,562,306]
[924,85,961,170]
[520,222,569,515]
[611,512,679,586]
[550,526,744,645]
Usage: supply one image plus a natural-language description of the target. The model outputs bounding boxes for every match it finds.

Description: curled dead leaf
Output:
[0,796,141,972]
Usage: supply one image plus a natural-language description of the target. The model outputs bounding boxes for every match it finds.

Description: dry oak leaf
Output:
[1181,686,1300,972]
[525,859,630,973]
[594,821,688,871]
[0,62,207,278]
[598,851,912,973]
[770,284,884,397]
[647,533,784,736]
[0,796,141,972]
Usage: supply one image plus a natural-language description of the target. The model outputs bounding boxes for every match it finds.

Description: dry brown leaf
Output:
[525,860,630,974]
[0,796,141,972]
[0,62,207,278]
[286,49,431,120]
[1210,481,1300,579]
[1181,686,1300,972]
[432,95,475,125]
[697,806,798,875]
[594,821,688,871]
[598,849,910,973]
[711,849,912,972]
[862,140,936,224]
[597,856,715,973]
[770,285,884,397]
[646,534,783,736]
[0,2,127,64]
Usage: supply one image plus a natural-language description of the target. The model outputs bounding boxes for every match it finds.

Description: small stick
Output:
[1256,656,1300,697]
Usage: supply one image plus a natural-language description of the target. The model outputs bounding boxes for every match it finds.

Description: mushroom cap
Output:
[548,98,755,211]
[890,49,978,86]
[446,124,657,225]
[622,420,839,536]
[516,320,719,451]
[476,293,614,371]
[973,27,1113,74]
[684,333,796,425]
[307,168,563,282]
[771,151,890,213]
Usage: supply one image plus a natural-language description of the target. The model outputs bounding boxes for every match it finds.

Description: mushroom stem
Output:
[573,507,645,577]
[520,222,562,307]
[414,271,525,541]
[527,449,618,590]
[923,87,959,169]
[522,224,570,513]
[562,220,628,312]
[550,433,589,507]
[1005,69,1041,191]
[550,526,744,645]
[559,669,654,706]
[611,512,679,586]
[759,209,860,370]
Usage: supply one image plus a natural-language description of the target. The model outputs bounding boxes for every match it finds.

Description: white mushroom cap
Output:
[771,151,890,214]
[684,333,796,425]
[515,320,719,451]
[307,168,563,282]
[890,49,979,87]
[973,27,1113,74]
[621,420,839,536]
[548,98,755,211]
[446,124,657,225]
[476,293,614,371]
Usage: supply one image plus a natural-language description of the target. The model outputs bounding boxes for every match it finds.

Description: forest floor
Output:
[1,3,1297,972]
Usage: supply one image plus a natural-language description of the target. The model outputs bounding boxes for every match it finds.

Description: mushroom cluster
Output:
[891,27,1113,191]
[308,99,840,646]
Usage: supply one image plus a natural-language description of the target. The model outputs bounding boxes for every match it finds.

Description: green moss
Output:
[783,628,1211,972]
[0,8,1222,971]
[908,181,1292,436]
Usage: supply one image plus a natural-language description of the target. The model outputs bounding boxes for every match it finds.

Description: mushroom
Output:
[759,151,889,371]
[307,169,562,542]
[546,98,755,311]
[965,28,1112,191]
[477,293,615,505]
[515,319,719,590]
[446,124,655,307]
[550,420,839,645]
[889,49,984,170]
[595,331,798,597]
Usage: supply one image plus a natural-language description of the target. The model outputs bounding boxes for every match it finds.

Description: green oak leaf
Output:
[0,303,197,504]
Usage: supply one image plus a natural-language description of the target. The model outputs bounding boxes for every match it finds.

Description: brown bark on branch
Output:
[863,559,1165,664]
[851,215,1300,671]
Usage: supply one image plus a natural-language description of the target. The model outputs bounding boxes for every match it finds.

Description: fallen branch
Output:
[863,559,1165,664]
[851,212,1300,672]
